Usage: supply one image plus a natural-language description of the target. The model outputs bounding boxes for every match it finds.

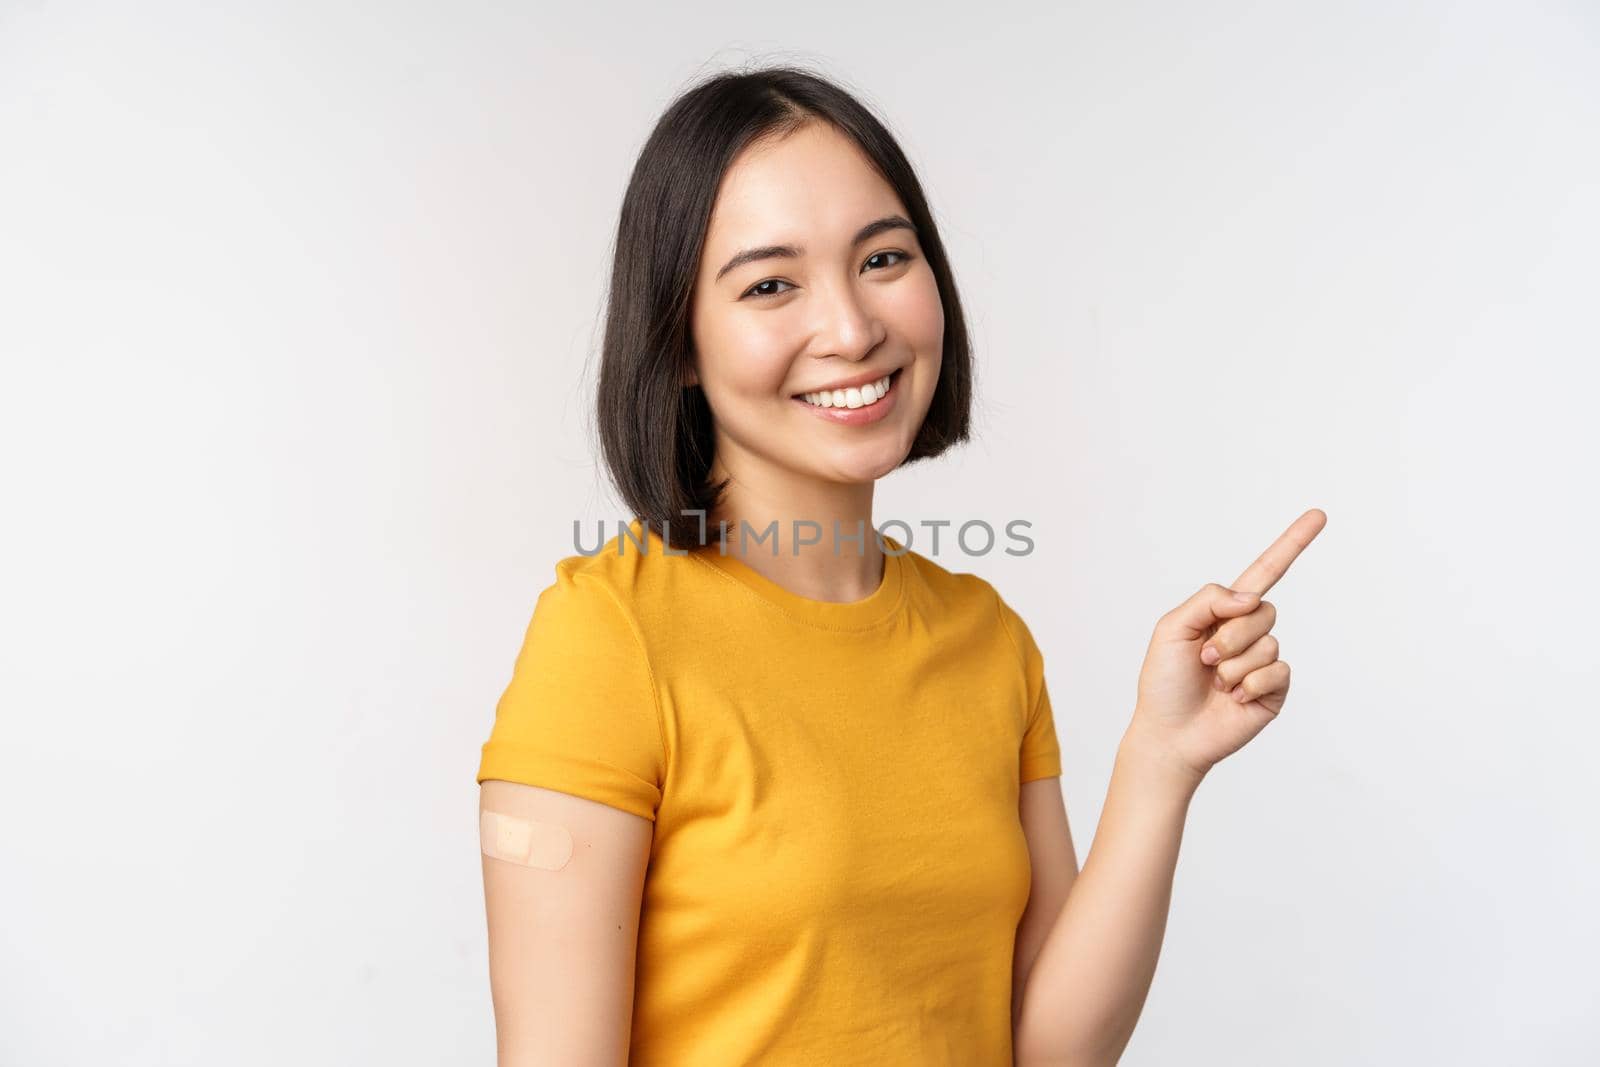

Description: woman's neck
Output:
[702,469,884,605]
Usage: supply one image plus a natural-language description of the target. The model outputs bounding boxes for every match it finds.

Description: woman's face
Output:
[687,121,945,494]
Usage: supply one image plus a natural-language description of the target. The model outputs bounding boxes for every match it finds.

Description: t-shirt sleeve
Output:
[995,590,1063,783]
[475,565,667,822]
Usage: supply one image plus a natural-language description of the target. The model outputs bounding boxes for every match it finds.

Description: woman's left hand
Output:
[1127,509,1327,785]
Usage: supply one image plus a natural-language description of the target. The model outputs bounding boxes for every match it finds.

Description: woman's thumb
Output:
[1159,583,1260,639]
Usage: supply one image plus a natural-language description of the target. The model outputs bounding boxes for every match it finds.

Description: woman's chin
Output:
[805,447,908,486]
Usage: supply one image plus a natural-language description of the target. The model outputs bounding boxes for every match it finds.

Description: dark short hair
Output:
[594,64,975,551]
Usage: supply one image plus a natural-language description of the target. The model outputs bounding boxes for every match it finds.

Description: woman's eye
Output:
[743,278,794,299]
[864,250,912,272]
[741,251,914,300]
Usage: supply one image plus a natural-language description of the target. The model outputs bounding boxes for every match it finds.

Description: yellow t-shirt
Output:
[477,519,1062,1066]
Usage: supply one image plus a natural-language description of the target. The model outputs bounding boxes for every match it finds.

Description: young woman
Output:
[476,65,1324,1067]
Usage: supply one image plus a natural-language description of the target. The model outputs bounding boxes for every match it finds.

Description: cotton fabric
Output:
[477,518,1062,1065]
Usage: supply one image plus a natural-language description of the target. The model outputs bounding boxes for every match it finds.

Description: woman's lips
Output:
[790,367,902,426]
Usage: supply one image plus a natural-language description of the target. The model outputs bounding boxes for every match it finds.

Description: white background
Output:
[3,2,1597,1063]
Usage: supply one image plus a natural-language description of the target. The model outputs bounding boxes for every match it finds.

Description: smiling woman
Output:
[475,65,1075,1067]
[593,73,976,555]
[681,122,940,463]
[680,119,950,500]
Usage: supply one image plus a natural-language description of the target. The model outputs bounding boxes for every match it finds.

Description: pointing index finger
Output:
[1231,508,1327,597]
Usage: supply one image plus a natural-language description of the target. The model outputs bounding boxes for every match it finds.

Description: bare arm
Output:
[480,779,654,1067]
[1012,777,1079,1039]
[1013,728,1201,1067]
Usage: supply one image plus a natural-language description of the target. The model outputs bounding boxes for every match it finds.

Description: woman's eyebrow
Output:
[713,214,917,283]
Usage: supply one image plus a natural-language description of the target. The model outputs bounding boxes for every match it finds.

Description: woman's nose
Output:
[810,283,886,361]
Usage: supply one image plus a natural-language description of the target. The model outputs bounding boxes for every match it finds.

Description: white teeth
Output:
[802,374,892,409]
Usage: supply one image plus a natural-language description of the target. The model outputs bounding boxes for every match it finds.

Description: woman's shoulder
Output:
[897,543,1005,611]
[899,544,1045,653]
[542,518,706,618]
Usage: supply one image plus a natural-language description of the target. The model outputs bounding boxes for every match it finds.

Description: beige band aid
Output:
[480,809,574,871]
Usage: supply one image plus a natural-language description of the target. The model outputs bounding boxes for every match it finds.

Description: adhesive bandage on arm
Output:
[480,808,574,871]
